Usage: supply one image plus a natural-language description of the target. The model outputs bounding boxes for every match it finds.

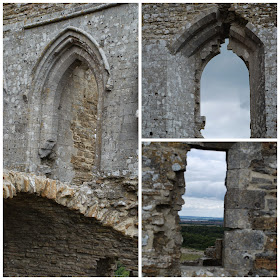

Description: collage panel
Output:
[141,2,277,278]
[3,3,138,277]
[1,1,278,279]
[142,142,277,277]
[142,3,277,139]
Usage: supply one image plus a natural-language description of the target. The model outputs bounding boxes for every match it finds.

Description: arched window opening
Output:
[179,149,226,270]
[200,39,250,138]
[168,8,267,138]
[26,27,111,181]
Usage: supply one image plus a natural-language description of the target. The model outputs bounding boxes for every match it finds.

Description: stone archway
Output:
[168,5,265,138]
[26,27,113,180]
[3,170,138,276]
[3,169,138,237]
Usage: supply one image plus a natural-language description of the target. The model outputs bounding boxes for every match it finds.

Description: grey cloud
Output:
[200,39,250,138]
[180,149,227,217]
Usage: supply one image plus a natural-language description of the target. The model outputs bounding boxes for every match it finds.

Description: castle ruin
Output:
[3,3,138,276]
[142,3,276,138]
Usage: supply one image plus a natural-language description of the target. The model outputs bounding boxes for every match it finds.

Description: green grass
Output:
[114,262,130,277]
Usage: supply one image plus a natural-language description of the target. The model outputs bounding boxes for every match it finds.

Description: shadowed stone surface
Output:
[3,170,138,237]
[4,194,138,277]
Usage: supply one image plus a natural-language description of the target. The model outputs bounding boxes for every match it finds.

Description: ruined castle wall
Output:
[142,142,188,276]
[142,3,276,138]
[3,4,138,277]
[224,142,277,276]
[142,4,217,138]
[3,3,138,177]
[3,169,138,237]
[230,4,277,138]
[142,142,276,277]
[3,3,99,25]
[4,194,138,277]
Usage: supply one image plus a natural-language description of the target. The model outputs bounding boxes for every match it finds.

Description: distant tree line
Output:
[181,225,224,250]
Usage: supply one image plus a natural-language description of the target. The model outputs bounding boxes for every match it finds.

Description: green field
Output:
[180,249,204,262]
[181,225,224,251]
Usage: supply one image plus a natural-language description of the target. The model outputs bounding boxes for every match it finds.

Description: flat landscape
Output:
[179,216,224,262]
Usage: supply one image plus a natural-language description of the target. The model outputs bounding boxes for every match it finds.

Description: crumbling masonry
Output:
[142,142,277,277]
[3,3,138,276]
[142,3,276,138]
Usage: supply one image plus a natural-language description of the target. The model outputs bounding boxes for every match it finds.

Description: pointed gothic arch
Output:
[26,27,112,180]
[168,6,266,138]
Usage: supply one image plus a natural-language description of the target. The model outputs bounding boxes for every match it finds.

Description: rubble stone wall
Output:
[3,3,100,25]
[4,194,138,277]
[142,3,276,138]
[3,170,138,237]
[142,142,277,277]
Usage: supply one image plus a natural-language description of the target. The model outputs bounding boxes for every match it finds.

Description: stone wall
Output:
[3,169,138,276]
[142,3,276,138]
[3,3,138,177]
[3,170,138,237]
[3,3,99,25]
[4,194,138,277]
[3,4,138,276]
[142,142,277,277]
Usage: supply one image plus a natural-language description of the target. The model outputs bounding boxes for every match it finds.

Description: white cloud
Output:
[180,197,224,217]
[179,149,227,217]
[200,39,250,138]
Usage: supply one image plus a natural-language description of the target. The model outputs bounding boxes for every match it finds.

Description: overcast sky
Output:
[201,39,250,138]
[179,149,226,218]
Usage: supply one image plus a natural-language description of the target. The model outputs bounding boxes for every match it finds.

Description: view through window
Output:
[201,39,250,138]
[179,149,227,267]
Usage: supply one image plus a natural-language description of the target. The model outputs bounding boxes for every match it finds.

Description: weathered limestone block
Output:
[225,189,266,210]
[252,217,277,231]
[226,169,250,189]
[224,209,250,228]
[227,143,263,169]
[254,256,277,270]
[224,230,265,251]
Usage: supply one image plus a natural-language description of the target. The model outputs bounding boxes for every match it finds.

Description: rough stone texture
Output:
[4,194,138,277]
[142,3,276,138]
[204,239,223,261]
[39,63,99,184]
[181,266,231,277]
[3,3,138,277]
[3,170,138,237]
[3,3,138,177]
[3,3,99,25]
[142,142,277,277]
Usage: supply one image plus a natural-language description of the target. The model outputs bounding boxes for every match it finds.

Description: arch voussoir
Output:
[3,169,137,238]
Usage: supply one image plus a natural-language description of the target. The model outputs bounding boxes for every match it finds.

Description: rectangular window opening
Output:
[179,149,227,269]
